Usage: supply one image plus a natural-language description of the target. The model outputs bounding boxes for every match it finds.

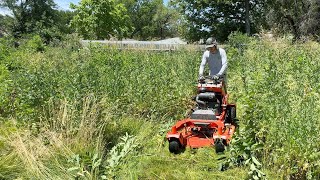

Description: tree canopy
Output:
[70,0,131,39]
[0,0,319,42]
[171,0,268,42]
[0,0,57,36]
[172,0,320,42]
[120,0,180,40]
[265,0,320,41]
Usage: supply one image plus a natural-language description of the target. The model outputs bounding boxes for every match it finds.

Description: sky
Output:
[0,0,169,15]
[0,0,80,15]
[55,0,80,10]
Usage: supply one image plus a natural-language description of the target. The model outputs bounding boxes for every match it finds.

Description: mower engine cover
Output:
[190,110,216,120]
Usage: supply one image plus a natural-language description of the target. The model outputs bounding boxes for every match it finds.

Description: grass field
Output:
[1,34,320,179]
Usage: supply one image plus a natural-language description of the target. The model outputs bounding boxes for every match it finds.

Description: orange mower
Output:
[166,76,237,154]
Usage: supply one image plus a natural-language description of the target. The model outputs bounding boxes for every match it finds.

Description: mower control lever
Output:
[198,76,223,84]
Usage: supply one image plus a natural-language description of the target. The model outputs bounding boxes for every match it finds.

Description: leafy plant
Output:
[67,153,102,179]
[104,133,138,179]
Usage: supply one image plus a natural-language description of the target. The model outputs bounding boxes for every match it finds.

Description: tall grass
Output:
[226,36,320,179]
[0,37,200,179]
[1,97,105,179]
[0,40,199,120]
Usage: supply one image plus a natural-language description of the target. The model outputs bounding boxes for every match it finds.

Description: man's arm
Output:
[199,51,208,76]
[217,49,227,76]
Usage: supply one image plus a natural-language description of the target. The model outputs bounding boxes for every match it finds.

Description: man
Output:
[198,37,227,82]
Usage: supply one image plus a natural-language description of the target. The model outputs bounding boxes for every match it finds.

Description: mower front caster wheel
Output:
[169,140,181,154]
[215,139,225,153]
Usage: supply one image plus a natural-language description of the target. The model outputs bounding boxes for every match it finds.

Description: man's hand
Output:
[211,75,219,80]
[198,75,205,81]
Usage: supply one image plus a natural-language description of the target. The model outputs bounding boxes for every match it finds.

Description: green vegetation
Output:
[70,0,130,39]
[172,0,320,42]
[120,0,180,40]
[70,0,180,40]
[0,0,73,42]
[0,34,320,179]
[2,0,320,42]
[227,36,320,179]
[0,35,198,179]
[1,0,320,179]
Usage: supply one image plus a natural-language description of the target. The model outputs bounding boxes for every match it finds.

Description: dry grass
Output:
[1,96,108,179]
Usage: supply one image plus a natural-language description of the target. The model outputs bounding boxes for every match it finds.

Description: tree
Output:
[0,14,14,37]
[265,0,320,41]
[153,3,180,39]
[128,0,160,39]
[70,0,131,39]
[0,0,57,37]
[119,0,180,40]
[171,0,267,42]
[244,0,250,35]
[55,10,76,34]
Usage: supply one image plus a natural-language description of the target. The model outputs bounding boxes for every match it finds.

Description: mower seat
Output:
[196,92,218,109]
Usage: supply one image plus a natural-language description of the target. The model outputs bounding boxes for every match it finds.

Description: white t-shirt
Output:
[199,48,228,77]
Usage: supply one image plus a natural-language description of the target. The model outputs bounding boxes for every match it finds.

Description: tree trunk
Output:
[245,0,250,35]
[284,15,299,42]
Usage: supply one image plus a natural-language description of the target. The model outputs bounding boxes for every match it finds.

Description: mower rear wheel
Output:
[226,106,236,124]
[215,139,225,153]
[169,140,181,154]
[230,106,236,120]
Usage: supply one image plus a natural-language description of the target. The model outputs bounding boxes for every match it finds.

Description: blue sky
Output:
[0,0,82,14]
[1,0,170,15]
[55,0,80,10]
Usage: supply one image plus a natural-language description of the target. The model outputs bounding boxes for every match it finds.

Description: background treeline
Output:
[1,0,320,42]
